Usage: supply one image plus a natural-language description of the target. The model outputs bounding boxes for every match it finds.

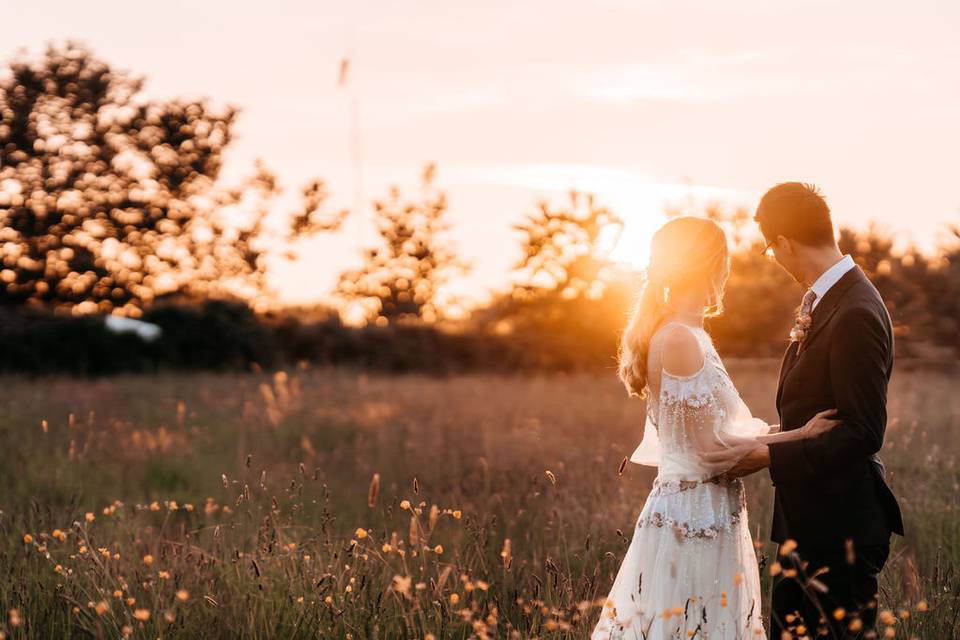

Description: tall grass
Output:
[0,362,956,638]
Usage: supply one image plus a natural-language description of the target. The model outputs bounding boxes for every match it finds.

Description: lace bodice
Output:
[630,323,769,479]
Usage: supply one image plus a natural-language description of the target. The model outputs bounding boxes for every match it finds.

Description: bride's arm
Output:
[755,409,839,444]
[756,431,802,444]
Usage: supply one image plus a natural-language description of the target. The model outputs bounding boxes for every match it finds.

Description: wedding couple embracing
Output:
[592,182,904,640]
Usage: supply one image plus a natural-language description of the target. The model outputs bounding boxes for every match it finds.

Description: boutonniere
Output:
[789,313,813,351]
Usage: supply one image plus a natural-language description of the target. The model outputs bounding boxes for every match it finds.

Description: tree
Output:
[510,190,624,301]
[222,160,348,309]
[0,43,345,315]
[918,220,960,355]
[336,164,465,325]
[469,191,629,369]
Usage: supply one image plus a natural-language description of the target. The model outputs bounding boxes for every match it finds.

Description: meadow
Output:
[0,361,957,639]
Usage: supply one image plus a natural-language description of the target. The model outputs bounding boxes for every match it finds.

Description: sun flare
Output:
[597,179,744,271]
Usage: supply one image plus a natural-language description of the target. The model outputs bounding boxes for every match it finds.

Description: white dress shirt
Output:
[809,254,856,310]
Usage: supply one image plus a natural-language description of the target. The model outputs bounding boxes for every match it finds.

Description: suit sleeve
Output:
[769,306,890,484]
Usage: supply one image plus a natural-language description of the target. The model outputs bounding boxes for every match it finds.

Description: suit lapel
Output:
[775,266,864,412]
[797,266,863,353]
[775,342,797,411]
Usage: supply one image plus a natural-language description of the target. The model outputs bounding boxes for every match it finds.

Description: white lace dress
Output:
[593,324,769,640]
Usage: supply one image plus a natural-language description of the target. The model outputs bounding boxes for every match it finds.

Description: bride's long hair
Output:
[618,217,730,397]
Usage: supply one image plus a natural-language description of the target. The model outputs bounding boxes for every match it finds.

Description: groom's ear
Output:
[775,235,794,255]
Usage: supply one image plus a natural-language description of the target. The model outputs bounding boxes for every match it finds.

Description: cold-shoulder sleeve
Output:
[720,397,772,443]
[629,412,661,466]
[629,323,771,472]
[631,365,771,470]
[629,367,725,469]
[660,369,730,454]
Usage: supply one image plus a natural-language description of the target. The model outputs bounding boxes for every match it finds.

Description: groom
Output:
[718,183,904,638]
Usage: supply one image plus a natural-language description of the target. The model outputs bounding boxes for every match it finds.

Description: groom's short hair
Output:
[754,182,835,247]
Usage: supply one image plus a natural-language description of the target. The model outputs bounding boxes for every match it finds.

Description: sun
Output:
[596,177,745,271]
[595,186,671,271]
[607,210,662,270]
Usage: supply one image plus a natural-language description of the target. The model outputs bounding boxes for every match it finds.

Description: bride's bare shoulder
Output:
[654,323,705,377]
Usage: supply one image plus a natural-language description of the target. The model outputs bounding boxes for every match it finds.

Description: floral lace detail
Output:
[650,475,739,497]
[658,371,717,408]
[638,478,747,541]
[637,507,744,540]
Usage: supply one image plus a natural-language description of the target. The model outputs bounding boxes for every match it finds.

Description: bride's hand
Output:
[799,409,840,438]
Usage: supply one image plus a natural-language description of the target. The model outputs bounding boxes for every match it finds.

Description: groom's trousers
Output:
[770,541,890,640]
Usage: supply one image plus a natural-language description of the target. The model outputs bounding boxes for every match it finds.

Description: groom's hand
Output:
[703,444,771,480]
[724,444,771,479]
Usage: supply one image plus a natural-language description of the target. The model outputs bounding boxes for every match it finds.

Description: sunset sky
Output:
[9,0,960,309]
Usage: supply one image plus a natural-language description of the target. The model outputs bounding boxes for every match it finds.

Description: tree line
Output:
[1,44,957,375]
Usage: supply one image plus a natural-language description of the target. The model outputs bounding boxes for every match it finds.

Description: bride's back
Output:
[646,321,726,460]
[638,320,769,476]
[646,321,708,398]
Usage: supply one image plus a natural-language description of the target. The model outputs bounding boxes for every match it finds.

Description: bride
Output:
[592,217,838,640]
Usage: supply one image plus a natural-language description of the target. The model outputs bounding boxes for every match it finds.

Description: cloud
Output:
[575,50,815,105]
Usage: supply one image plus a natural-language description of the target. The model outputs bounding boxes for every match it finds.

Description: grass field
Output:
[1,361,958,639]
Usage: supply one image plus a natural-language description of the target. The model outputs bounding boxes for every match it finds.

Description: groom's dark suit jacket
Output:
[769,266,904,550]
